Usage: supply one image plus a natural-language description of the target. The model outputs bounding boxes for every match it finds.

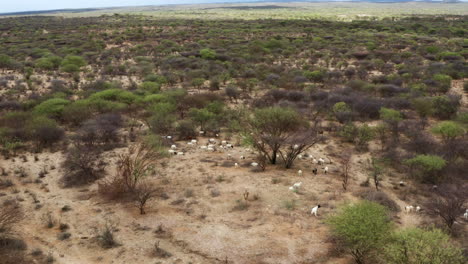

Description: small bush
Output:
[282,199,297,210]
[57,232,71,241]
[95,222,119,249]
[232,200,249,211]
[359,191,400,212]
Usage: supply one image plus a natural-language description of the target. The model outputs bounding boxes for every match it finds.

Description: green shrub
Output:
[143,134,168,157]
[175,120,196,140]
[89,89,138,104]
[139,81,160,93]
[26,116,64,147]
[200,48,216,60]
[356,124,374,149]
[62,101,94,126]
[404,155,446,183]
[147,113,175,134]
[189,108,216,130]
[339,123,358,143]
[432,74,452,93]
[61,55,86,67]
[84,99,126,113]
[33,98,70,119]
[144,74,167,84]
[384,228,466,264]
[432,95,459,119]
[304,70,325,82]
[328,201,392,264]
[431,121,465,143]
[142,94,168,104]
[35,58,54,70]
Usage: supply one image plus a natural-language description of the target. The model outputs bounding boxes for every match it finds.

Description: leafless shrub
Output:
[41,211,55,229]
[61,144,106,187]
[359,190,400,212]
[279,130,323,169]
[99,144,158,200]
[340,152,352,191]
[94,221,119,249]
[424,184,467,233]
[133,182,157,215]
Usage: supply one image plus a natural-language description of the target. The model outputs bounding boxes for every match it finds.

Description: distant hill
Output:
[0,0,465,17]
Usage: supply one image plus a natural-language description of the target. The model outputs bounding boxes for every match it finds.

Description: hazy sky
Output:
[1,0,261,13]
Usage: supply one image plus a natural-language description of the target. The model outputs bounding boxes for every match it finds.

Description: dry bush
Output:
[340,151,352,191]
[61,144,106,187]
[424,184,467,233]
[94,221,119,249]
[359,190,400,212]
[134,182,157,215]
[99,144,158,200]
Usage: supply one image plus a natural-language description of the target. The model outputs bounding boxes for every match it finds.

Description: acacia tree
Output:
[246,107,317,167]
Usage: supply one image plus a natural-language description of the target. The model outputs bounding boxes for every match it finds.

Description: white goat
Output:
[191,139,198,144]
[318,158,325,165]
[312,158,318,164]
[463,210,468,220]
[415,206,421,213]
[177,152,184,155]
[240,156,246,160]
[311,205,321,217]
[323,166,329,174]
[298,170,303,176]
[170,144,177,150]
[251,162,259,167]
[405,205,414,213]
[221,140,227,145]
[289,182,302,191]
[234,163,239,168]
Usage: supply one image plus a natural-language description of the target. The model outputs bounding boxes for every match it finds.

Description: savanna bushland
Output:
[0,3,467,264]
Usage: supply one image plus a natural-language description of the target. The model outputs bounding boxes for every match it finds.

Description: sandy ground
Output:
[0,133,430,264]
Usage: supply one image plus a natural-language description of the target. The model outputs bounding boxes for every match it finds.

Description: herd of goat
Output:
[161,134,468,220]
